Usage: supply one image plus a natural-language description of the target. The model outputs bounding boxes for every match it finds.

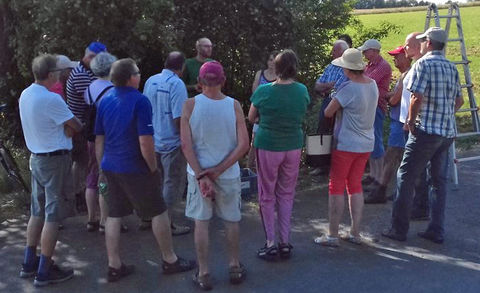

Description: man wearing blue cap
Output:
[66,41,107,216]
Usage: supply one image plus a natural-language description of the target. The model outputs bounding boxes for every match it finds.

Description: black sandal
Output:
[257,244,278,261]
[278,243,293,259]
[229,263,246,285]
[193,271,213,291]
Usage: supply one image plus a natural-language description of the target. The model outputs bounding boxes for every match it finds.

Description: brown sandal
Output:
[229,263,246,285]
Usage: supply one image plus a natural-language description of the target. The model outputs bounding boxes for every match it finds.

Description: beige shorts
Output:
[185,174,241,222]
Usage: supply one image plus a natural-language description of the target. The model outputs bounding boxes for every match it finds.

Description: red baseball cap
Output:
[199,61,225,86]
[388,46,405,56]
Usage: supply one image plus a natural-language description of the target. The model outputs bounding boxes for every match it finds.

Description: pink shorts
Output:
[86,141,99,190]
[328,150,370,195]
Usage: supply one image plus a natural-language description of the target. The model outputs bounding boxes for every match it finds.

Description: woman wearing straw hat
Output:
[314,48,378,246]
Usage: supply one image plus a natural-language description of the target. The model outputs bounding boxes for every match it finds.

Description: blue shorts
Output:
[388,119,406,148]
[371,108,385,159]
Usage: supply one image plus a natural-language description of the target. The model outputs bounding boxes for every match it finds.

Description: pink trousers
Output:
[256,148,301,243]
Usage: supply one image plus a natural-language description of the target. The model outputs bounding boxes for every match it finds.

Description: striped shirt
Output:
[365,55,392,113]
[316,64,349,90]
[66,62,96,122]
[407,50,461,138]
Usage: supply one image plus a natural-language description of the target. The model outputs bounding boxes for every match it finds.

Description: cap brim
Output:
[357,45,366,51]
[416,32,428,39]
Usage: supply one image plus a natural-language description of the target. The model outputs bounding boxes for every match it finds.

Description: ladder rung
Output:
[461,84,473,89]
[457,107,479,113]
[447,38,463,42]
[456,156,480,163]
[456,132,480,138]
[453,60,470,65]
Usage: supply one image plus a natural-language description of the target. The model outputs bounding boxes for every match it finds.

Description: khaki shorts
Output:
[185,174,241,222]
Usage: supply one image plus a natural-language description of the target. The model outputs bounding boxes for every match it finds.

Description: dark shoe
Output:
[229,263,246,285]
[33,264,74,287]
[171,223,191,236]
[19,256,40,278]
[87,221,100,232]
[193,272,213,291]
[364,180,380,192]
[364,185,387,204]
[138,219,152,231]
[362,176,375,185]
[418,231,444,244]
[107,263,135,282]
[381,228,407,242]
[278,243,293,259]
[257,244,278,261]
[162,257,196,275]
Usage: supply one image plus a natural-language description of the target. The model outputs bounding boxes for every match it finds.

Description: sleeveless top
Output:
[186,94,240,179]
[259,70,276,85]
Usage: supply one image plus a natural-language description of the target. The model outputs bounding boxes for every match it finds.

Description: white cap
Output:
[56,55,78,70]
[416,27,447,43]
[358,39,381,51]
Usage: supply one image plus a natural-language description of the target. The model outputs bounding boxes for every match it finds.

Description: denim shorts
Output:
[185,174,241,222]
[30,153,74,222]
[371,107,385,159]
[388,119,406,148]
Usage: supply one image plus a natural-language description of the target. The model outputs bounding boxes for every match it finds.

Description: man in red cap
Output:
[180,61,249,290]
[365,46,411,203]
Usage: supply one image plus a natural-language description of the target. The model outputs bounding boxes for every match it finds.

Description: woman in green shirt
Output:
[248,49,310,260]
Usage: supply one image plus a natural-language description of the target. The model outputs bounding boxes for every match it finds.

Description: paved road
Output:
[1,160,479,293]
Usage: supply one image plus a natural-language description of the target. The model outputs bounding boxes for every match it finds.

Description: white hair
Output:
[333,40,349,52]
[90,52,117,77]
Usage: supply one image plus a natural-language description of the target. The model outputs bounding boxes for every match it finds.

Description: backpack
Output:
[84,85,113,142]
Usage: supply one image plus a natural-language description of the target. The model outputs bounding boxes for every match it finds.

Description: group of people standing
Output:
[17,25,463,290]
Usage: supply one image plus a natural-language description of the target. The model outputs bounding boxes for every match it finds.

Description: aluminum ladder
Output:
[425,3,480,186]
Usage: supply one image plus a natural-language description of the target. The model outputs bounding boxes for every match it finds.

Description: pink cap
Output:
[199,61,225,86]
[388,46,405,56]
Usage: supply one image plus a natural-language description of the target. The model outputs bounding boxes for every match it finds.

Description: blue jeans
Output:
[392,130,453,237]
[371,108,385,159]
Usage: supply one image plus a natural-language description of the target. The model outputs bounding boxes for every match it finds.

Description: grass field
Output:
[349,6,480,132]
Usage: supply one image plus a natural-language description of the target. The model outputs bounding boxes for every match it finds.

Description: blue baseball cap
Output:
[88,42,107,54]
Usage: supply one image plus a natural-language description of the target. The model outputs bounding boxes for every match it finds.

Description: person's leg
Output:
[105,217,122,268]
[411,166,430,219]
[390,131,440,236]
[370,108,385,182]
[425,138,453,237]
[224,221,240,268]
[99,194,108,227]
[194,220,210,276]
[85,188,98,223]
[151,211,177,263]
[256,149,283,247]
[345,153,369,237]
[85,142,99,225]
[275,149,301,244]
[328,195,345,237]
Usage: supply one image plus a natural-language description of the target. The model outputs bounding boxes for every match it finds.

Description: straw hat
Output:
[331,48,366,71]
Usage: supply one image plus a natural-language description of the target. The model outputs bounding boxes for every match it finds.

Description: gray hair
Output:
[90,52,117,77]
[32,54,57,81]
[333,40,349,52]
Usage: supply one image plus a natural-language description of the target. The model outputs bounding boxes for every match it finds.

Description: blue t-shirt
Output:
[143,69,188,153]
[95,87,154,173]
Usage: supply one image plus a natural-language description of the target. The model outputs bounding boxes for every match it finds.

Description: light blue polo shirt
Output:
[143,69,188,153]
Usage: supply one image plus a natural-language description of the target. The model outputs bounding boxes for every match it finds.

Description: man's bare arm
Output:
[139,135,157,172]
[180,98,203,176]
[314,82,335,95]
[454,96,464,112]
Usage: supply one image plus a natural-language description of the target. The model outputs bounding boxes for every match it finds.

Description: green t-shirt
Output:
[182,57,214,94]
[250,82,310,151]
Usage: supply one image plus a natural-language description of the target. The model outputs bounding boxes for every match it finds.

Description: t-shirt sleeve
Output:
[136,96,154,135]
[407,61,427,94]
[334,84,354,108]
[48,94,74,125]
[171,80,188,119]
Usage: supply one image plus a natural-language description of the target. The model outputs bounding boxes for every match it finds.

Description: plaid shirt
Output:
[365,55,392,113]
[407,51,461,138]
[317,64,349,90]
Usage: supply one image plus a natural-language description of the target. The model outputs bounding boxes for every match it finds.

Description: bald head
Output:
[165,51,185,71]
[404,32,422,59]
[196,37,213,58]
